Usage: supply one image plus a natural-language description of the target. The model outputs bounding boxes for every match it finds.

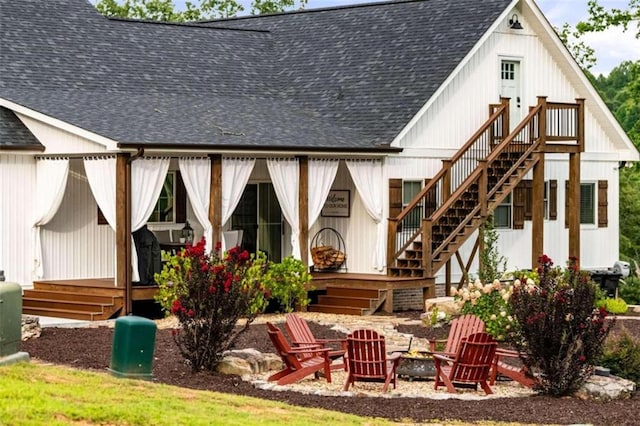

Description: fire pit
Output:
[395,350,436,381]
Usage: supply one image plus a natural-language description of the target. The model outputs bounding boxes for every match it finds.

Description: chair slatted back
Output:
[346,329,388,379]
[444,314,486,354]
[285,313,315,346]
[267,322,302,370]
[449,332,497,384]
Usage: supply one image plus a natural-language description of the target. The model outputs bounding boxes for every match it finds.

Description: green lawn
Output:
[0,362,394,426]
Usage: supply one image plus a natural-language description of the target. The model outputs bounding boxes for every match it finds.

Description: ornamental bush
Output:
[154,238,270,372]
[453,278,514,340]
[598,327,640,385]
[508,255,614,396]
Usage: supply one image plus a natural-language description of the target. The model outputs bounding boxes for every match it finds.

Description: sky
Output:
[174,0,639,76]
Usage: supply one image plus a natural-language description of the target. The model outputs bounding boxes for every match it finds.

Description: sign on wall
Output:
[321,190,350,218]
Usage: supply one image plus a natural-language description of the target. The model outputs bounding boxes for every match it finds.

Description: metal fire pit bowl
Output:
[395,351,436,381]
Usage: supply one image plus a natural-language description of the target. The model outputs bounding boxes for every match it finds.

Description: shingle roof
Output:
[0,107,43,150]
[0,0,511,150]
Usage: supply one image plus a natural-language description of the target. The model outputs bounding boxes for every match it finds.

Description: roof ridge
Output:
[107,16,270,33]
[200,0,424,24]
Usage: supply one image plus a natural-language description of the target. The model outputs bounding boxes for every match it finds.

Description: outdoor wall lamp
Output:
[509,13,523,30]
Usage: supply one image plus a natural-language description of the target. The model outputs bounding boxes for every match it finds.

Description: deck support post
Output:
[531,97,546,268]
[568,152,581,260]
[298,156,309,267]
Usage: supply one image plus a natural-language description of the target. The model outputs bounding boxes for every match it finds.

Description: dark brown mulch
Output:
[21,313,640,426]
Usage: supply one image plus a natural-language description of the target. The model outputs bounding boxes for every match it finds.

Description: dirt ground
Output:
[21,312,640,426]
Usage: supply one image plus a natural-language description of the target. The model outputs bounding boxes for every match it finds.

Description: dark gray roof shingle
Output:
[0,107,43,149]
[0,0,511,150]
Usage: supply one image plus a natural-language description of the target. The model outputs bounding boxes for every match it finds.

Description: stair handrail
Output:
[387,98,510,264]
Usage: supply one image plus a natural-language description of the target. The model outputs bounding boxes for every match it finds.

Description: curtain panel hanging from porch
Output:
[221,157,255,252]
[131,157,170,282]
[178,157,212,253]
[346,159,385,271]
[267,157,301,259]
[32,157,70,279]
[308,158,339,264]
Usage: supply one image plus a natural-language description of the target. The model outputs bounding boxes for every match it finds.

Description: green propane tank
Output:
[0,281,30,365]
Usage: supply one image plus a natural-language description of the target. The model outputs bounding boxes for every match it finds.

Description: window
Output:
[148,172,175,224]
[403,180,422,228]
[580,182,595,225]
[494,194,512,228]
[501,61,516,80]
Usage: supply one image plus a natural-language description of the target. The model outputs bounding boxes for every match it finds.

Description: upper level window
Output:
[148,172,175,224]
[580,182,595,225]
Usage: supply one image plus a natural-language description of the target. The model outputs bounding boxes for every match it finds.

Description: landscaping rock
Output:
[424,297,459,316]
[575,374,636,400]
[21,316,41,341]
[217,349,281,375]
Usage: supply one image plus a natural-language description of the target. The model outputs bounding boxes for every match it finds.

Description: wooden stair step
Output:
[325,286,384,299]
[307,304,367,316]
[23,289,122,304]
[22,297,114,313]
[21,307,107,321]
[317,295,376,309]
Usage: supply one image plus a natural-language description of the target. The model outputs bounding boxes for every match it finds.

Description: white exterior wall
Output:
[0,154,36,287]
[41,159,115,281]
[389,12,626,281]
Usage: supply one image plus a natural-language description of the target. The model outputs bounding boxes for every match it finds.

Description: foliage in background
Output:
[94,0,308,21]
[619,274,640,305]
[453,279,514,340]
[508,255,614,396]
[476,216,507,284]
[596,297,628,314]
[155,238,268,372]
[598,327,640,385]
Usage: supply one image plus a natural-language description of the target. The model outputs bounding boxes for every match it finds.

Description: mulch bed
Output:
[21,312,640,426]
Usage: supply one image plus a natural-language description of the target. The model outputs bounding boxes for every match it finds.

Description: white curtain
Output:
[179,157,212,253]
[308,159,339,226]
[131,157,170,282]
[267,158,300,259]
[221,157,255,252]
[32,158,70,279]
[84,157,117,231]
[346,159,385,271]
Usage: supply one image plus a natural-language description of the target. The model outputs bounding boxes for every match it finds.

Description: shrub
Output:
[476,216,507,284]
[596,297,628,315]
[598,327,640,385]
[619,275,640,305]
[453,278,514,340]
[508,255,614,396]
[154,238,269,372]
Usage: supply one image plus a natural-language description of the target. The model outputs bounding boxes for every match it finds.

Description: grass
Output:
[0,362,393,426]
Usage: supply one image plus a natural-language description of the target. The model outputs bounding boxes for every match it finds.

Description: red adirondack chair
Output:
[490,348,536,388]
[285,313,347,370]
[429,313,486,355]
[343,329,401,393]
[266,322,332,386]
[433,332,498,395]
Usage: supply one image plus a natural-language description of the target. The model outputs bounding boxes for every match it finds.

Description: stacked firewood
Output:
[311,245,346,270]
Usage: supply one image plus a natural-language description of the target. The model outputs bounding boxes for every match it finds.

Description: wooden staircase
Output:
[387,97,584,284]
[308,286,387,316]
[23,280,124,321]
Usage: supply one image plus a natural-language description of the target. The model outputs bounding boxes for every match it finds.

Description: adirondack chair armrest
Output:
[387,351,402,366]
[495,348,523,358]
[288,347,331,357]
[428,339,447,352]
[432,353,454,363]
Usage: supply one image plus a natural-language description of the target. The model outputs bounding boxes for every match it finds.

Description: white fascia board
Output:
[522,0,639,161]
[0,97,119,151]
[390,0,521,147]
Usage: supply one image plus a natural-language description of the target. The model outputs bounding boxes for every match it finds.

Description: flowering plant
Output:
[453,278,514,340]
[154,238,269,372]
[508,255,614,396]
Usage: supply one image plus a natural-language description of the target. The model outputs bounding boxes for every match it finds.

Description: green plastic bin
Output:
[0,281,29,365]
[109,315,157,380]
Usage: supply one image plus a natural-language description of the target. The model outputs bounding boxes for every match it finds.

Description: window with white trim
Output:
[494,194,512,228]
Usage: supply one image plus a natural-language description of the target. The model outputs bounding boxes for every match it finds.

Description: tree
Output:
[94,0,308,21]
[557,0,639,70]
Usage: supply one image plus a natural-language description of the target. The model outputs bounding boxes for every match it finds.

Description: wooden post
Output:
[442,160,452,202]
[387,218,398,268]
[478,160,488,218]
[531,98,546,268]
[115,153,132,314]
[568,152,581,260]
[423,219,433,277]
[576,98,585,152]
[501,97,510,141]
[298,156,309,266]
[209,154,222,250]
[445,259,452,297]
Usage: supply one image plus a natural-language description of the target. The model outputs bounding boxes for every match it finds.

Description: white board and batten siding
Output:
[388,11,627,281]
[0,154,36,287]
